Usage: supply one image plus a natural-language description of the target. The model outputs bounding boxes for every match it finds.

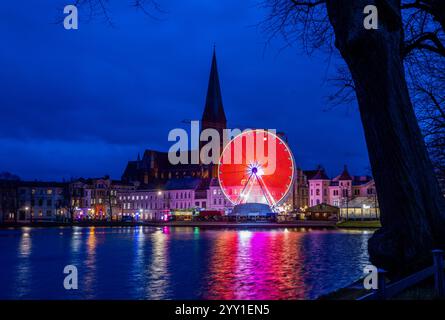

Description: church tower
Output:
[200,48,227,178]
[201,48,227,137]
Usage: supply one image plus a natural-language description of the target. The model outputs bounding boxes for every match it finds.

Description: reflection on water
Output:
[0,227,372,300]
[131,226,145,298]
[84,227,97,298]
[205,230,307,299]
[14,229,32,297]
[145,229,171,299]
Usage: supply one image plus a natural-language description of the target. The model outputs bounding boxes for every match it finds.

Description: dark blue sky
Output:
[0,0,370,181]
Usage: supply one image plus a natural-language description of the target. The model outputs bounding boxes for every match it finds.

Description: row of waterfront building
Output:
[0,50,380,223]
[0,165,379,223]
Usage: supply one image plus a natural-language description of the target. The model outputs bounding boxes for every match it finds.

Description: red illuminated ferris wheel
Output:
[218,129,295,210]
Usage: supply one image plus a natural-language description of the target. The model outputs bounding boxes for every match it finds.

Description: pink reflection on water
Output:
[203,231,238,299]
[203,229,308,300]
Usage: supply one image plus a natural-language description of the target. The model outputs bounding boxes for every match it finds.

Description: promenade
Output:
[0,220,340,229]
[144,220,338,228]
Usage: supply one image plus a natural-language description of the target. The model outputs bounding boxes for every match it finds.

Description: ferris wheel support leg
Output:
[235,172,253,205]
[255,174,274,208]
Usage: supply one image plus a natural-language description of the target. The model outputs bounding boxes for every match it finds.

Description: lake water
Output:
[0,226,372,299]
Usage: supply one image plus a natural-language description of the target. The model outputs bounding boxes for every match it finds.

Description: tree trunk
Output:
[326,0,445,275]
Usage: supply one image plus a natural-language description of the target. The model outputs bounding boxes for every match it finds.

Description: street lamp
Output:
[25,206,30,223]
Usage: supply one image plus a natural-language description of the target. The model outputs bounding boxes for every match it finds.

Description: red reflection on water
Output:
[203,231,238,299]
[203,230,308,300]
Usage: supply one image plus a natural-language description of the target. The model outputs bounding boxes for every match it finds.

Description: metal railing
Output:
[357,249,445,300]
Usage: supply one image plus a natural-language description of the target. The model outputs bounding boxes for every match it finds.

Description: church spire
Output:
[201,48,227,128]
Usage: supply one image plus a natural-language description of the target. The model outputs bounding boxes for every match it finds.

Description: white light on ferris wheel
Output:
[247,161,264,177]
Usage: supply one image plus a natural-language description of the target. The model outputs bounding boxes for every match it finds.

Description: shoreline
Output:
[0,220,380,229]
[0,220,337,229]
[145,220,338,228]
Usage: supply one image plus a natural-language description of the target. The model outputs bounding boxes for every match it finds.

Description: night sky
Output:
[0,0,370,181]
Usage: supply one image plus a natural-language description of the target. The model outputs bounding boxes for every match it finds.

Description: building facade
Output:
[117,177,233,221]
[16,181,69,222]
[207,178,233,213]
[306,165,379,219]
[69,176,135,221]
[282,168,309,212]
[0,179,19,223]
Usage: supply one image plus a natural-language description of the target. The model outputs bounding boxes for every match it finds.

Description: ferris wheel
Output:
[218,129,295,210]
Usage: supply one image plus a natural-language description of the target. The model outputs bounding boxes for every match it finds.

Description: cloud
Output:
[0,0,370,180]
